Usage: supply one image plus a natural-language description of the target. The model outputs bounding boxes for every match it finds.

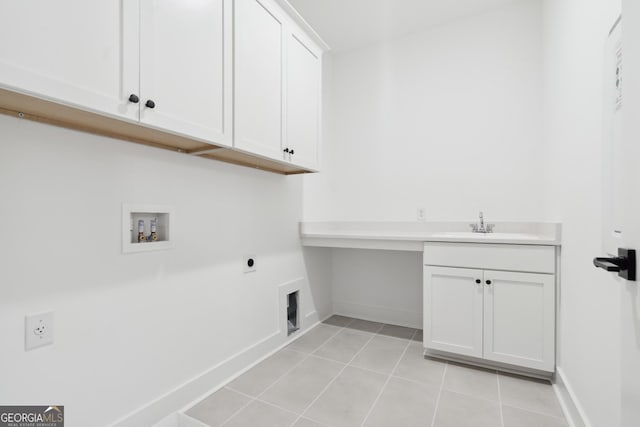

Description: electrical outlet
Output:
[243,255,257,273]
[25,311,54,351]
[417,207,426,221]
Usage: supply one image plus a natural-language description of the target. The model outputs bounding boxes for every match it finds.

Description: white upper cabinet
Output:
[0,0,324,172]
[284,31,321,169]
[139,0,233,146]
[235,0,323,169]
[234,0,284,159]
[0,0,232,147]
[0,0,139,121]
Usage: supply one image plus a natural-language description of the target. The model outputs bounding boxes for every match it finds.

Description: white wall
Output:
[542,1,621,426]
[304,0,545,330]
[304,0,545,222]
[331,249,423,328]
[0,115,332,426]
[304,1,625,424]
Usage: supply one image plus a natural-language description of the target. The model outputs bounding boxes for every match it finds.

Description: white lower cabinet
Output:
[423,242,556,373]
[483,270,555,371]
[424,266,484,358]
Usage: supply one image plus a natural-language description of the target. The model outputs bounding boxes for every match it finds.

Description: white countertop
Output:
[300,221,562,251]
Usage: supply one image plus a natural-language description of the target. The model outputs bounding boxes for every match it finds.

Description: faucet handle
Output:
[486,224,495,233]
[469,223,479,232]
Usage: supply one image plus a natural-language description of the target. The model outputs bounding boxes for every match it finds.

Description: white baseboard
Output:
[110,330,281,427]
[334,301,421,328]
[305,310,319,325]
[553,367,590,427]
[112,314,327,427]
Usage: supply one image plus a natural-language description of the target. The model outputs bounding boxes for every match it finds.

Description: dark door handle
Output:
[145,99,156,109]
[128,94,139,103]
[593,258,624,271]
[593,248,636,281]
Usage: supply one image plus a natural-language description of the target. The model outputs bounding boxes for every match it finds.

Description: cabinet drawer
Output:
[423,242,555,274]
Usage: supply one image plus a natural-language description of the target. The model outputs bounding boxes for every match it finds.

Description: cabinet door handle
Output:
[128,94,139,103]
[485,280,492,285]
[290,149,295,155]
[475,279,481,284]
[283,148,290,153]
[145,99,156,109]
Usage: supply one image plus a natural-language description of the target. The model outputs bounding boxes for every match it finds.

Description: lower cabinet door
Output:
[483,270,555,371]
[424,266,484,358]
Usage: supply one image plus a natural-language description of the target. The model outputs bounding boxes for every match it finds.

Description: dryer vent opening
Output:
[287,291,300,336]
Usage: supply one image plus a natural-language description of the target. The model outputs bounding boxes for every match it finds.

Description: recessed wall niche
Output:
[122,203,175,254]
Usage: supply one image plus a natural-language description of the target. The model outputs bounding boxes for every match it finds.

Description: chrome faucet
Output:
[470,211,494,233]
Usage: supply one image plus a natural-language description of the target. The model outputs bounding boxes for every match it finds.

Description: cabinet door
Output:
[483,271,555,371]
[139,0,232,146]
[285,31,321,169]
[424,266,484,358]
[0,0,139,121]
[234,0,284,159]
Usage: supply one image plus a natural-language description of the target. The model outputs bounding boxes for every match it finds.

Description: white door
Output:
[424,266,483,358]
[139,0,232,146]
[285,31,321,169]
[234,0,284,160]
[0,0,139,121]
[483,271,555,371]
[619,2,640,425]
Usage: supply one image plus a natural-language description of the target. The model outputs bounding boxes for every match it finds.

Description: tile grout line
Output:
[283,318,359,427]
[257,323,346,399]
[358,330,415,426]
[226,371,331,427]
[218,394,256,427]
[500,402,569,421]
[436,386,502,405]
[497,373,505,427]
[429,360,449,427]
[199,318,417,427]
[310,350,430,386]
[225,386,302,416]
[220,321,347,427]
[304,342,444,392]
[291,323,383,426]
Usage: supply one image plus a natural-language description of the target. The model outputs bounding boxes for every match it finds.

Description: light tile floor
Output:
[185,316,567,427]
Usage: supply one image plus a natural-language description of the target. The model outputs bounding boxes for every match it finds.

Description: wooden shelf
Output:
[0,87,314,175]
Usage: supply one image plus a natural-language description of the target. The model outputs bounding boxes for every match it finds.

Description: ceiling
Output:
[289,0,527,52]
